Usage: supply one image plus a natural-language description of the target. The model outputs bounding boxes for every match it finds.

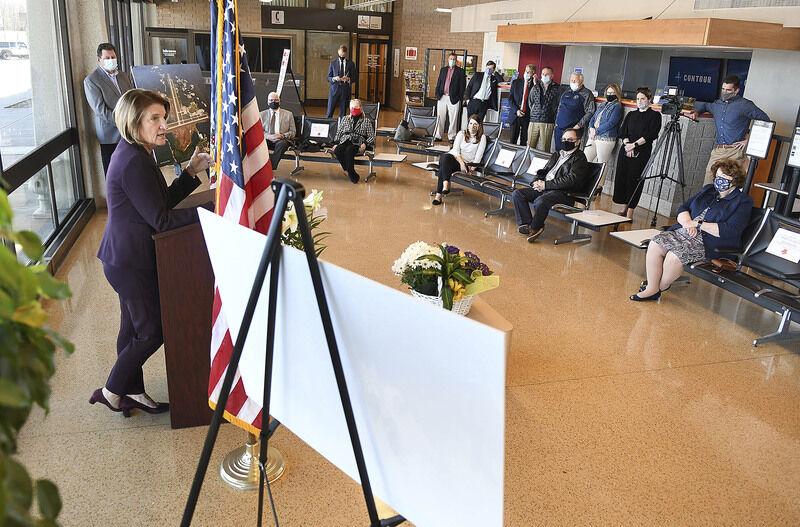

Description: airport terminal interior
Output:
[3,0,800,525]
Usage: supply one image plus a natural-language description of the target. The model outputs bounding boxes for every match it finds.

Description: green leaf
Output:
[33,271,71,301]
[12,302,47,328]
[35,479,61,520]
[441,285,454,310]
[42,329,74,355]
[0,289,14,319]
[0,189,12,226]
[9,231,43,262]
[5,457,33,511]
[0,379,28,408]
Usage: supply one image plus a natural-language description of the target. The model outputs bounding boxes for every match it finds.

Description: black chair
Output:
[404,105,436,120]
[361,102,380,123]
[289,116,339,175]
[482,122,502,142]
[393,114,439,155]
[548,161,607,244]
[687,209,800,346]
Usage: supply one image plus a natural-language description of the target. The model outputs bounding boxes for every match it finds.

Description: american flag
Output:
[208,0,274,433]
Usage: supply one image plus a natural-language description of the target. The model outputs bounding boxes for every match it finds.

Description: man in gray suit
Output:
[84,43,134,176]
[259,91,296,170]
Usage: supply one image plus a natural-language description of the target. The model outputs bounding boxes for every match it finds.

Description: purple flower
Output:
[464,251,479,261]
[480,263,491,276]
[445,245,460,255]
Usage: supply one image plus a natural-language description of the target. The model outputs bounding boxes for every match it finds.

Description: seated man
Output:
[511,128,590,242]
[259,91,296,170]
[331,98,375,184]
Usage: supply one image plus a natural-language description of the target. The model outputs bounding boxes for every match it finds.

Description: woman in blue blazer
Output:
[90,89,211,415]
[584,83,623,164]
[631,159,753,301]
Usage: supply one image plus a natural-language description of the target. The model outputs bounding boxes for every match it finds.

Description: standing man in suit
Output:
[434,52,466,142]
[465,60,501,122]
[509,64,535,145]
[259,91,296,170]
[326,45,356,118]
[84,43,134,177]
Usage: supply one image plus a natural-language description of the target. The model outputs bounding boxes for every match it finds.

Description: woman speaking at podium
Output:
[91,89,211,416]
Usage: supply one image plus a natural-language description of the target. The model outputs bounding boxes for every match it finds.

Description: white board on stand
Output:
[198,209,506,527]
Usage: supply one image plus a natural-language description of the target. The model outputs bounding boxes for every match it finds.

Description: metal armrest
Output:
[551,204,580,214]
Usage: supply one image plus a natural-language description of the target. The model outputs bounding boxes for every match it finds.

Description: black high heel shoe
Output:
[89,388,126,415]
[121,395,170,415]
[639,280,670,293]
[630,290,661,302]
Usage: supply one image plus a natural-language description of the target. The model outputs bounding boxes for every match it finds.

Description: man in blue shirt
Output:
[554,72,596,152]
[688,75,769,184]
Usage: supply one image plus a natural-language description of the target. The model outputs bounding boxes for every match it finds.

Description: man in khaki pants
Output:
[688,75,769,184]
[527,66,561,152]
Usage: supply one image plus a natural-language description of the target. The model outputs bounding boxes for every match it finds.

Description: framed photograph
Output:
[745,119,775,160]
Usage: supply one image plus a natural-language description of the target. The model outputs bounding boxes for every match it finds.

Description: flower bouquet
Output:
[392,242,499,315]
[281,189,329,256]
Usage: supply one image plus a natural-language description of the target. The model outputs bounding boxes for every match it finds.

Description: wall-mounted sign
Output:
[369,16,382,30]
[393,48,400,78]
[271,10,285,25]
[574,67,583,74]
[668,57,722,103]
[405,47,418,61]
[357,15,370,29]
[276,49,291,96]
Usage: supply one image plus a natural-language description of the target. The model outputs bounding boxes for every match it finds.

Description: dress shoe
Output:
[639,280,670,293]
[518,225,532,235]
[89,388,125,415]
[121,395,169,416]
[432,198,443,206]
[526,226,545,243]
[630,290,661,302]
[348,170,360,184]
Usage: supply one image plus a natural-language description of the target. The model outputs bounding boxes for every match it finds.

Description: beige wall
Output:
[389,0,485,110]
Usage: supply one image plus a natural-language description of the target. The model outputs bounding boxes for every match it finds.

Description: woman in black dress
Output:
[612,87,662,218]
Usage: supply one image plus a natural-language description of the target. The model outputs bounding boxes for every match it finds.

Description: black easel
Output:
[628,112,697,227]
[181,179,406,527]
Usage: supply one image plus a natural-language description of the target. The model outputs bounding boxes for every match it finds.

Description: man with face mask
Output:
[326,45,357,119]
[84,43,134,176]
[508,64,535,146]
[465,60,501,122]
[687,75,769,185]
[527,66,560,153]
[553,71,596,152]
[259,92,296,170]
[511,128,591,243]
[434,52,467,142]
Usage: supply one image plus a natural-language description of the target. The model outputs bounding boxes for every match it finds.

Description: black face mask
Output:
[268,101,280,110]
[561,139,577,151]
[605,94,617,102]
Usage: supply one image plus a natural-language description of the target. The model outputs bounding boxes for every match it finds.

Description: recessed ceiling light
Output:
[435,8,453,13]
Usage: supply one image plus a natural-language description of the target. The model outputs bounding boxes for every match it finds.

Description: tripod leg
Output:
[258,247,282,527]
[674,128,687,204]
[651,124,677,227]
[181,184,292,527]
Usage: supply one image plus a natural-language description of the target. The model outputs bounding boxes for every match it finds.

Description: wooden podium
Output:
[153,189,216,429]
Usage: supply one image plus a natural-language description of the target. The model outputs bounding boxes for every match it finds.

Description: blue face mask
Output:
[714,175,733,192]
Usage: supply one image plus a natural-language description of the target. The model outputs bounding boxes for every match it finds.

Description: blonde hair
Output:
[114,88,170,146]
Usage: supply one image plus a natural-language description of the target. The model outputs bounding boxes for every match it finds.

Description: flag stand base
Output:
[220,433,285,490]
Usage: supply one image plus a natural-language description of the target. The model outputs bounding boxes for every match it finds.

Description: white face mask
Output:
[523,72,532,81]
[102,58,117,72]
[448,59,456,67]
[637,100,649,110]
[541,74,551,84]
[570,82,580,91]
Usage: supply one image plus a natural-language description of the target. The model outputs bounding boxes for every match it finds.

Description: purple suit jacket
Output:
[97,140,201,270]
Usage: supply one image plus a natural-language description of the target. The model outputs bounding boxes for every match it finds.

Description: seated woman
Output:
[331,98,375,183]
[431,115,486,205]
[631,159,753,301]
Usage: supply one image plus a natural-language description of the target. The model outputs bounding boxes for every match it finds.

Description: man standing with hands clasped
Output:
[686,75,769,184]
[84,43,134,177]
[327,45,357,118]
[509,64,535,145]
[434,52,466,142]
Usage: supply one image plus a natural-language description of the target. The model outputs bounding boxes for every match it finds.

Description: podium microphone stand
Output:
[181,179,406,527]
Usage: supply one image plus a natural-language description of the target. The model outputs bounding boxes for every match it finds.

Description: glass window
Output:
[149,35,188,65]
[9,167,56,254]
[262,37,292,74]
[595,47,626,93]
[0,0,68,169]
[195,33,211,71]
[52,148,78,224]
[242,36,262,73]
[624,49,663,95]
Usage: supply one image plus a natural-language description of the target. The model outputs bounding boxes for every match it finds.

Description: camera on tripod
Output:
[659,86,691,116]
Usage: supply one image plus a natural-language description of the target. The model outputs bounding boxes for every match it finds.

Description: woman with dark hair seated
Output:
[631,159,753,301]
[431,115,486,205]
[331,98,375,184]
